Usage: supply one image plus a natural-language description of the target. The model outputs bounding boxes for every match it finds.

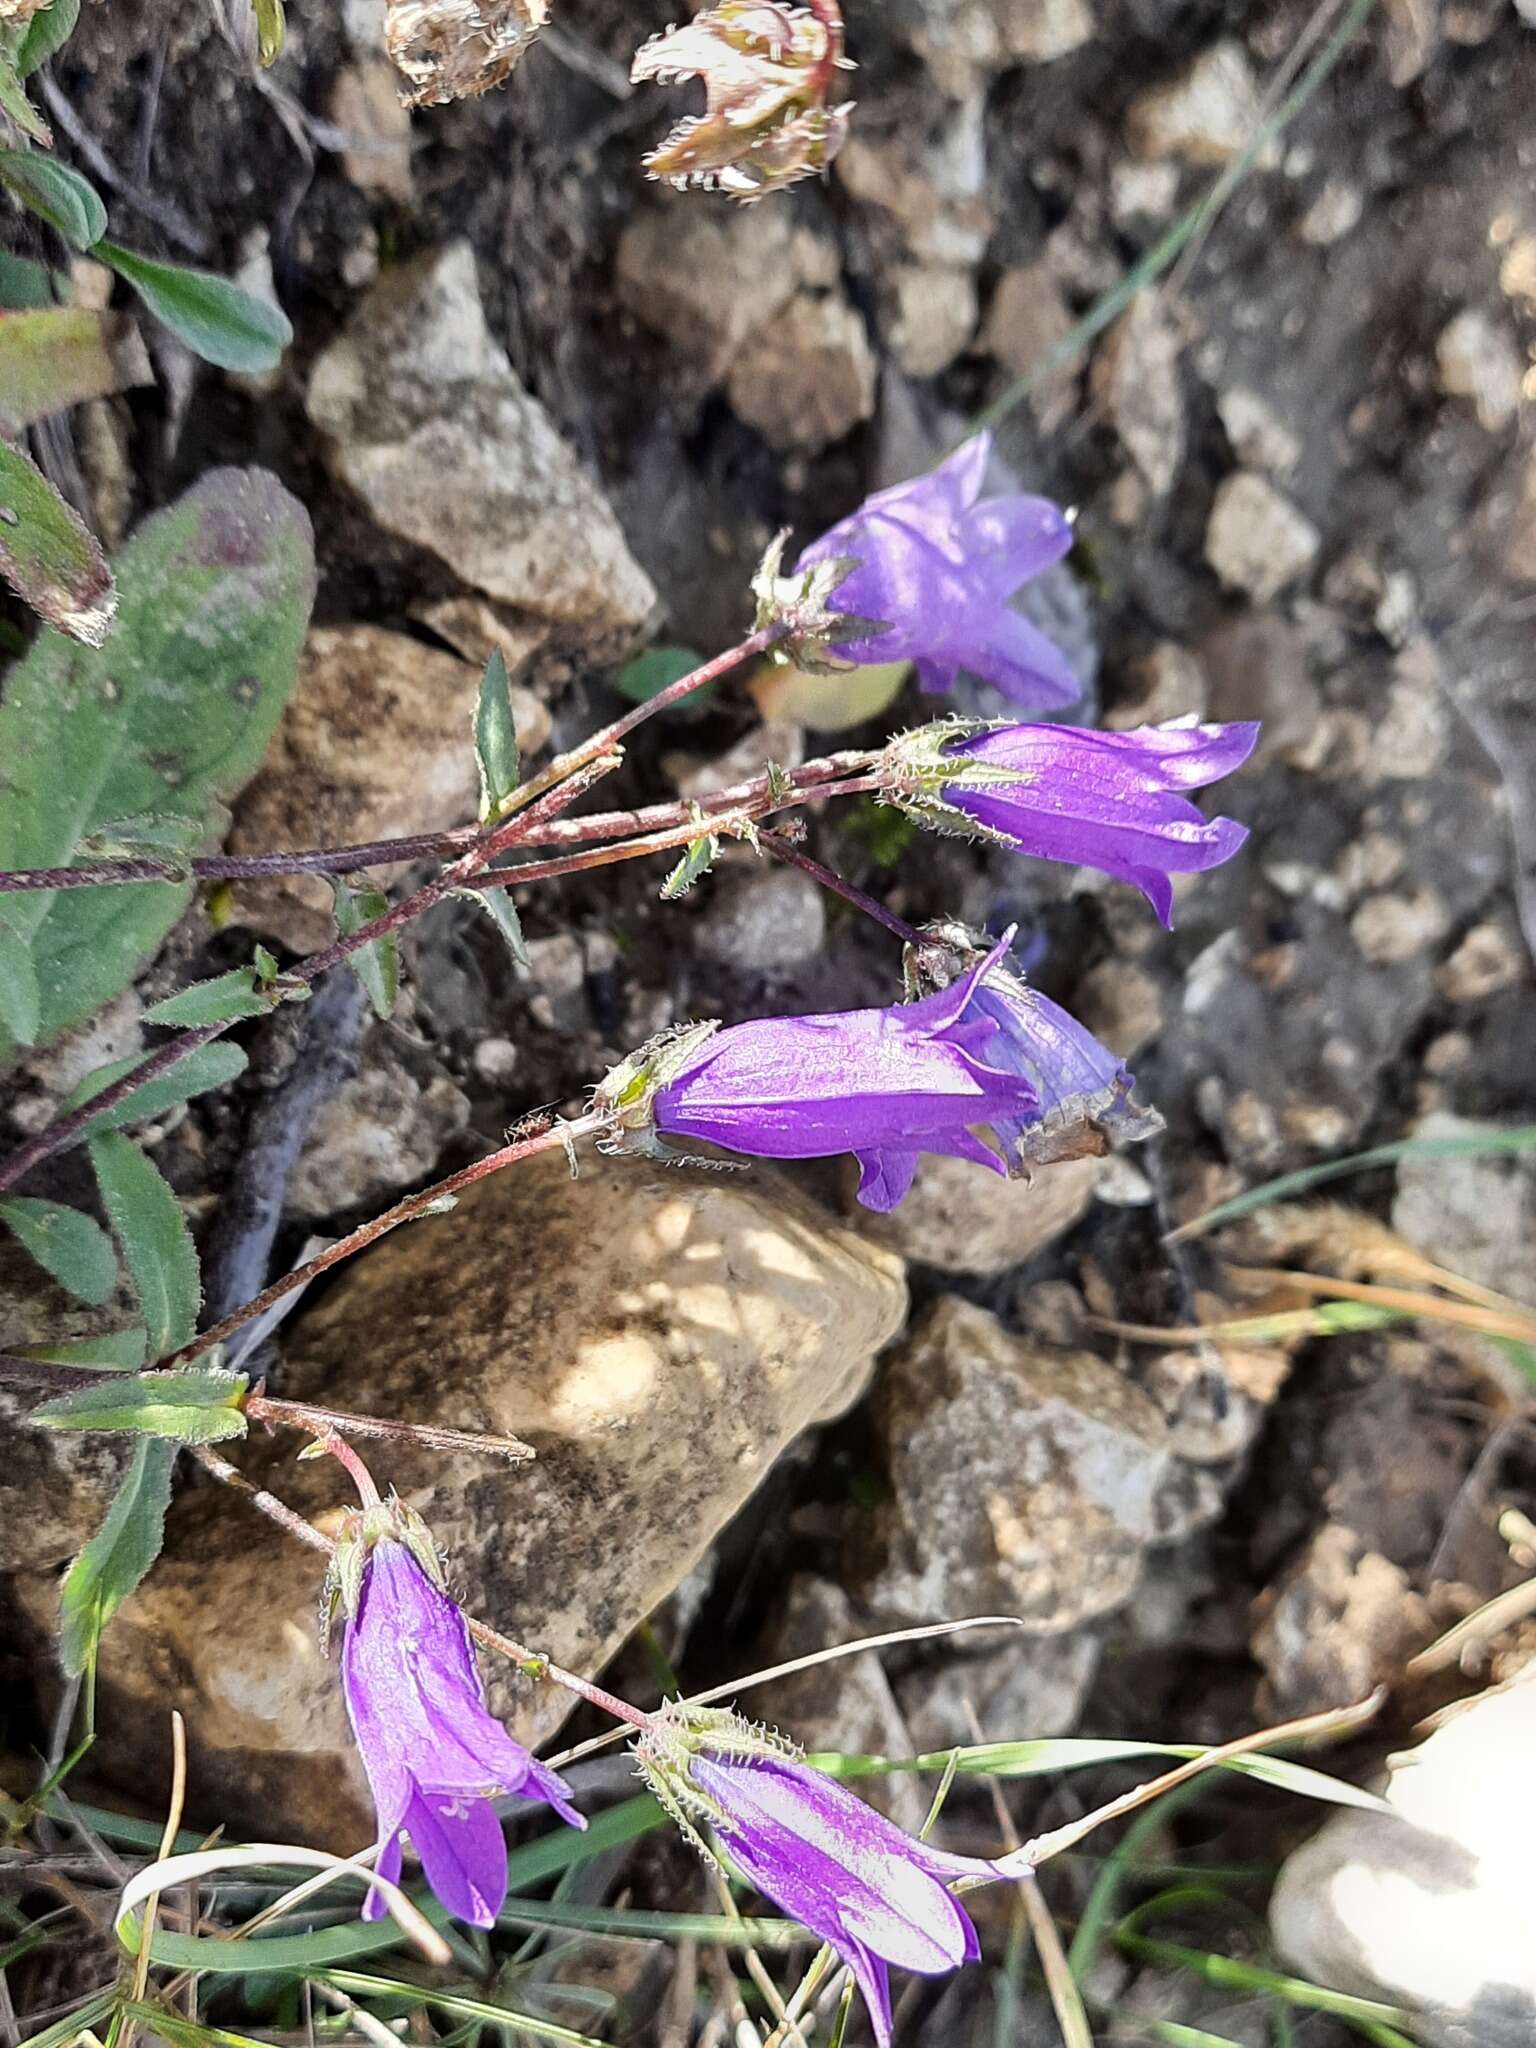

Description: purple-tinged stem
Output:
[755,828,922,947]
[316,1430,383,1509]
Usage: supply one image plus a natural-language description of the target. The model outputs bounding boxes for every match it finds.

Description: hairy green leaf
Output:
[0,437,114,643]
[0,916,40,1042]
[0,467,314,1062]
[59,1438,174,1676]
[0,1194,116,1304]
[0,147,105,247]
[473,648,520,820]
[16,0,80,75]
[17,1326,146,1368]
[333,877,397,1019]
[97,241,290,374]
[88,1132,200,1357]
[462,877,528,967]
[612,644,707,707]
[660,832,719,901]
[62,1042,249,1140]
[0,306,151,431]
[34,1366,246,1443]
[143,965,274,1028]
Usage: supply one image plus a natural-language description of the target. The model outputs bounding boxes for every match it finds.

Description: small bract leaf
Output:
[462,877,529,967]
[333,876,398,1019]
[143,965,273,1028]
[473,647,520,820]
[88,1131,201,1357]
[96,240,291,375]
[0,146,106,247]
[16,0,80,75]
[34,1367,248,1443]
[0,438,116,644]
[0,1195,116,1305]
[63,1043,249,1141]
[661,832,720,901]
[0,38,50,144]
[59,1438,174,1677]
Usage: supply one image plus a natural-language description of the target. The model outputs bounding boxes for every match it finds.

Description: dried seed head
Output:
[385,0,549,107]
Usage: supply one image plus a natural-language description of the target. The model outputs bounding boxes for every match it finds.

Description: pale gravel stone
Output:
[1125,43,1269,167]
[1436,307,1524,432]
[1205,472,1321,601]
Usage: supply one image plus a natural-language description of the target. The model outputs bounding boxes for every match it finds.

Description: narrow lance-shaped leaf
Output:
[661,831,720,901]
[462,874,529,967]
[97,240,291,375]
[473,648,520,820]
[18,1326,147,1369]
[62,1042,249,1143]
[59,1439,175,1677]
[88,1131,201,1358]
[143,962,278,1028]
[33,1367,248,1444]
[0,1195,116,1305]
[0,147,106,247]
[0,438,115,643]
[0,307,152,433]
[333,876,397,1019]
[0,466,315,1061]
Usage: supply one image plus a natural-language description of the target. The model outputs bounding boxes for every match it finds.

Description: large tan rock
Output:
[61,1153,907,1845]
[307,242,655,635]
[849,1298,1171,1629]
[227,623,547,952]
[847,1152,1103,1276]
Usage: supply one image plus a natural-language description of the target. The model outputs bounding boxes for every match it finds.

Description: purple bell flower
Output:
[794,432,1082,711]
[892,717,1260,927]
[637,1707,1002,2048]
[337,1510,584,1927]
[618,934,1038,1211]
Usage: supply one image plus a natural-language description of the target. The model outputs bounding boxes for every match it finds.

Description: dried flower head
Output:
[385,0,548,107]
[632,0,853,202]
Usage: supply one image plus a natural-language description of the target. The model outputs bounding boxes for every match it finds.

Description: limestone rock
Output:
[1392,1113,1536,1309]
[71,1153,907,1843]
[1105,643,1208,729]
[306,242,655,634]
[981,261,1079,430]
[1125,43,1268,166]
[695,867,827,973]
[1091,292,1186,497]
[0,1246,134,1574]
[1216,386,1301,476]
[1251,1521,1432,1718]
[834,108,994,269]
[897,1629,1101,1751]
[1270,1669,1536,2042]
[1075,960,1163,1060]
[850,1298,1171,1629]
[1205,473,1321,602]
[614,203,816,379]
[228,624,546,953]
[1349,887,1450,966]
[848,1153,1103,1276]
[1200,613,1320,765]
[330,58,414,201]
[886,264,979,378]
[1435,922,1524,1003]
[287,1048,471,1221]
[757,1576,929,1831]
[727,292,878,453]
[1436,307,1523,432]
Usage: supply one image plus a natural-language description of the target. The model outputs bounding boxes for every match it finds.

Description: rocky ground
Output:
[4,0,1536,2041]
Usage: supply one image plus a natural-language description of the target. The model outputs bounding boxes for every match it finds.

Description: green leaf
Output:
[0,247,55,308]
[0,916,40,1042]
[16,0,80,75]
[17,1326,146,1368]
[0,39,49,144]
[0,147,105,247]
[62,1042,249,1140]
[254,0,286,61]
[88,1132,200,1357]
[34,1366,247,1443]
[96,240,290,375]
[462,877,528,967]
[472,648,520,820]
[612,644,707,707]
[58,1437,174,1676]
[333,877,397,1019]
[660,832,719,901]
[0,306,151,432]
[1,1195,116,1304]
[0,437,114,642]
[143,965,273,1027]
[0,467,315,1062]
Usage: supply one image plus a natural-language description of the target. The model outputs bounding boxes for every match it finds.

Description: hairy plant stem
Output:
[0,630,804,1196]
[755,829,922,948]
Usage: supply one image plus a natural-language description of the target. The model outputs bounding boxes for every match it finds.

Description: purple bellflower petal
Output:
[942,718,1260,926]
[339,1527,584,1928]
[650,934,1037,1206]
[794,431,1082,712]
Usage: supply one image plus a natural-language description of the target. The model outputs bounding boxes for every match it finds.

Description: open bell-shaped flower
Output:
[636,1703,1005,2047]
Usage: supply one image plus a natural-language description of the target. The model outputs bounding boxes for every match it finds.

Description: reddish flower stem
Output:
[755,828,922,947]
[317,1430,383,1509]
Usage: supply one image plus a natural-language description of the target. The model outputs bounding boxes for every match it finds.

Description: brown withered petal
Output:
[632,0,851,203]
[0,0,52,19]
[385,0,549,107]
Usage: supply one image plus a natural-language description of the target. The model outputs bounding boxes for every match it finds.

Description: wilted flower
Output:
[632,0,853,201]
[887,716,1260,926]
[792,433,1081,709]
[637,1705,1003,2047]
[593,935,1037,1210]
[334,1502,583,1925]
[908,923,1163,1166]
[385,0,548,106]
